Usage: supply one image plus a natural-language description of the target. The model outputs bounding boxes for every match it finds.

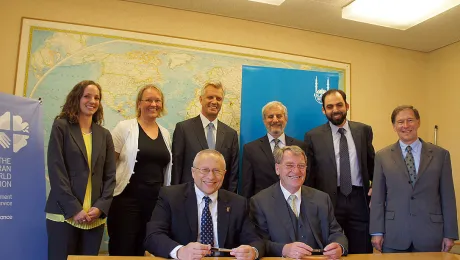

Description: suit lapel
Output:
[272,183,296,241]
[192,116,208,149]
[390,142,411,181]
[259,136,275,171]
[69,122,88,165]
[322,124,337,171]
[300,188,323,248]
[217,190,230,247]
[184,183,199,240]
[215,120,225,151]
[416,141,433,183]
[90,123,102,174]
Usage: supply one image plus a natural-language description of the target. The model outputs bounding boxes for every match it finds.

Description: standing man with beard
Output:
[304,89,375,254]
[242,101,307,198]
[172,82,239,193]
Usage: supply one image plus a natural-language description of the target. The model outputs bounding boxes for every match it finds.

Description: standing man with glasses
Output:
[249,146,347,259]
[172,82,239,192]
[304,89,375,254]
[370,105,458,253]
[241,101,307,198]
[145,150,264,260]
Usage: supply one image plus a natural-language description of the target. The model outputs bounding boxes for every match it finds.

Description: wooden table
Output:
[68,252,460,260]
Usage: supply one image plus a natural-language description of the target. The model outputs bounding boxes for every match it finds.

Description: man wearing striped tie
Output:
[370,105,458,253]
[249,145,347,259]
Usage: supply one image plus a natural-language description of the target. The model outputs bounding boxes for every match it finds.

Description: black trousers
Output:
[335,186,372,254]
[46,219,105,260]
[107,183,161,256]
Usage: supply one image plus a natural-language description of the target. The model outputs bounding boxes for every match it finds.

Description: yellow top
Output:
[46,132,106,229]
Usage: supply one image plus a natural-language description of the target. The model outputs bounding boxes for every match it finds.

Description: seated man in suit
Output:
[250,146,347,260]
[242,101,307,198]
[145,149,264,260]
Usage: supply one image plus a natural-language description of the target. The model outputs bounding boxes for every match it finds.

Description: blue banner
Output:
[240,65,340,147]
[0,93,47,259]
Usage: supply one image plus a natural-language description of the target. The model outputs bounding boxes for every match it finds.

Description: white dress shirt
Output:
[200,113,218,145]
[329,121,362,187]
[279,182,301,215]
[267,133,286,153]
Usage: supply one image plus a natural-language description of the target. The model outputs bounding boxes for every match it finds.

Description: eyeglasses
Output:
[141,99,162,104]
[395,118,417,127]
[283,164,307,171]
[192,167,225,177]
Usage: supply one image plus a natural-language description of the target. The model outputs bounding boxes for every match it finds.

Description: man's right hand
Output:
[177,242,211,260]
[282,242,313,258]
[72,210,91,224]
[371,235,384,252]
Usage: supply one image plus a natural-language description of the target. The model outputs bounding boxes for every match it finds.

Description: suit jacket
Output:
[249,182,348,256]
[45,118,116,219]
[241,135,307,198]
[144,182,264,258]
[369,140,458,251]
[304,121,375,207]
[171,116,239,192]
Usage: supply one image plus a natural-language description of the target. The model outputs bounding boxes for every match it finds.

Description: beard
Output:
[327,111,347,126]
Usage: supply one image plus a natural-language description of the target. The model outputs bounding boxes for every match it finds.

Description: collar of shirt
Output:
[329,120,350,134]
[200,113,218,130]
[279,182,301,203]
[267,132,286,145]
[399,138,422,154]
[194,183,218,205]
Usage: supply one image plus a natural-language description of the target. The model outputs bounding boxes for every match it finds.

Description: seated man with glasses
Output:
[249,145,347,260]
[145,149,264,260]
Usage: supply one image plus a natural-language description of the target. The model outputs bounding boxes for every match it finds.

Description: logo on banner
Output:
[313,76,330,104]
[0,112,29,153]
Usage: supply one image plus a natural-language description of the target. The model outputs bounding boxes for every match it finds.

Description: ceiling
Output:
[121,0,460,52]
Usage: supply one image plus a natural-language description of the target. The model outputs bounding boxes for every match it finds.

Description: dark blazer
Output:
[45,118,116,219]
[171,116,239,192]
[250,183,348,256]
[241,135,307,198]
[304,121,375,207]
[144,182,265,258]
[370,140,458,251]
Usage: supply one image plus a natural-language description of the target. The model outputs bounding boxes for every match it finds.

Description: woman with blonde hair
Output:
[108,84,172,256]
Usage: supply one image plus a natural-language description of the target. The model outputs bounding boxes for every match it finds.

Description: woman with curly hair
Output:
[45,80,116,260]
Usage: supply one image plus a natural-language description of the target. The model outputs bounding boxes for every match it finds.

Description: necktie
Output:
[405,146,417,187]
[273,138,280,156]
[200,196,214,246]
[338,128,352,196]
[288,194,298,218]
[207,123,215,150]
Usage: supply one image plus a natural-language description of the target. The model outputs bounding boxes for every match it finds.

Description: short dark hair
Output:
[391,105,420,124]
[321,89,347,109]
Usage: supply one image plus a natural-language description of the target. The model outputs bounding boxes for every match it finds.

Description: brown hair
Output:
[56,80,104,125]
[391,105,420,124]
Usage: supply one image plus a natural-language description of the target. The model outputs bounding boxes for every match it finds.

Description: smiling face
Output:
[263,105,287,138]
[79,84,100,118]
[192,152,226,195]
[393,108,420,145]
[322,92,349,127]
[137,87,163,120]
[276,150,307,194]
[200,85,224,121]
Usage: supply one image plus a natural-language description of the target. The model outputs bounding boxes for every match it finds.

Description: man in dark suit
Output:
[145,150,264,260]
[172,82,239,192]
[370,105,458,253]
[250,146,346,259]
[242,101,306,198]
[304,89,375,254]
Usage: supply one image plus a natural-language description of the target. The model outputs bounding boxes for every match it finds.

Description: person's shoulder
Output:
[176,116,199,126]
[157,122,170,135]
[349,120,372,129]
[376,143,397,157]
[252,184,275,201]
[218,120,237,133]
[422,141,449,154]
[52,117,69,127]
[305,124,327,136]
[219,189,246,203]
[244,136,266,147]
[160,183,189,196]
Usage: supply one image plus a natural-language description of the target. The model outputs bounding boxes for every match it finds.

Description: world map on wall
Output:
[16,19,349,253]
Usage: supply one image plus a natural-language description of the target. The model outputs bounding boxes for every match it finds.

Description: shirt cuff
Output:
[252,246,259,259]
[170,245,183,259]
[371,233,384,236]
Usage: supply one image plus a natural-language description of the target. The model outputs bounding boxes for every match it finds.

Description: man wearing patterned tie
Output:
[370,105,458,253]
[172,82,239,192]
[145,150,264,260]
[241,101,307,198]
[304,89,375,254]
[249,146,347,259]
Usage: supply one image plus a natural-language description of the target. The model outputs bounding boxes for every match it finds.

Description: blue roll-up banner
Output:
[240,65,340,149]
[0,93,47,259]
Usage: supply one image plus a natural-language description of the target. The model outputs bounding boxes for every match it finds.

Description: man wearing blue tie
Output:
[145,150,263,260]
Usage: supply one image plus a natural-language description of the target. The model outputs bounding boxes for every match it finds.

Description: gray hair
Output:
[274,145,307,164]
[200,82,225,98]
[192,149,226,169]
[261,101,288,120]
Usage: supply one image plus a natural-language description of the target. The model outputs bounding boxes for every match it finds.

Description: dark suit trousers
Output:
[46,219,104,260]
[335,186,372,254]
